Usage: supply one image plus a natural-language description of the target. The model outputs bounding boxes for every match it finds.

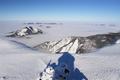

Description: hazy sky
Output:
[0,0,120,22]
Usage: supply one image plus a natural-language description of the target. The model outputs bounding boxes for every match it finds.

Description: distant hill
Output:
[6,26,43,37]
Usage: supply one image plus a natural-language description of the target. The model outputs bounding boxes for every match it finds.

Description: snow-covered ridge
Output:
[6,26,43,37]
[34,32,120,54]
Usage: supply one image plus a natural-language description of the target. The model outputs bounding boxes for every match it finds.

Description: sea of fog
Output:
[0,21,120,47]
[0,21,120,80]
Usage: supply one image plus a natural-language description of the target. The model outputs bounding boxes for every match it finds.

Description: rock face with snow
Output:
[34,32,120,54]
[39,66,55,80]
[6,26,43,37]
[39,63,70,80]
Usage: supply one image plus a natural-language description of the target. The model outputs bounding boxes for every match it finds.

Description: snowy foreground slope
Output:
[0,38,120,80]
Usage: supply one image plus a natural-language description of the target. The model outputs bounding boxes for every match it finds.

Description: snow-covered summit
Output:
[6,26,43,37]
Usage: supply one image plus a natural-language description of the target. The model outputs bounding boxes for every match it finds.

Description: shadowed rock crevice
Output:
[34,32,120,54]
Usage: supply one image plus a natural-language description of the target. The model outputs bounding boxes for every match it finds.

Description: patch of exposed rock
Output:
[34,32,120,54]
[6,26,43,37]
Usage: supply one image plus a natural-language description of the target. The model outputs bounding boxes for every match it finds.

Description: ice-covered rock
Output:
[34,32,120,54]
[6,26,43,37]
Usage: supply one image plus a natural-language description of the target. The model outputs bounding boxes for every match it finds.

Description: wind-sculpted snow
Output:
[34,32,120,54]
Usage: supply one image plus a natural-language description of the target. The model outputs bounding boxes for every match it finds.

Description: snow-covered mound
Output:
[34,32,120,54]
[6,26,43,37]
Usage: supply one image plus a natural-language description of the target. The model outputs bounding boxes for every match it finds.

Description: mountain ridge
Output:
[34,32,120,54]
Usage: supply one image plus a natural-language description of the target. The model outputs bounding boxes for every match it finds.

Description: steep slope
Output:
[34,32,120,54]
